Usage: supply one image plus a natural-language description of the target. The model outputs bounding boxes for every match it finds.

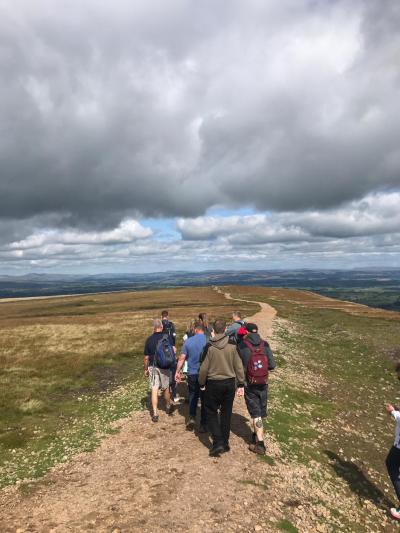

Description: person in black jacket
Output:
[237,322,276,455]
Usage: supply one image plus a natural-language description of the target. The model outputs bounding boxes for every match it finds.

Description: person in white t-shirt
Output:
[385,362,400,521]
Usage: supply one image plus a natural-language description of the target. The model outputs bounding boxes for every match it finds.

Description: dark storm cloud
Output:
[1,0,400,230]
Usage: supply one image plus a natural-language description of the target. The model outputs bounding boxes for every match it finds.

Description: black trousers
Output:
[386,445,400,500]
[204,378,236,446]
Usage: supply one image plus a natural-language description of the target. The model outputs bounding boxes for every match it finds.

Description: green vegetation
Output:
[0,287,257,488]
[316,286,400,312]
[276,518,299,532]
[229,285,400,531]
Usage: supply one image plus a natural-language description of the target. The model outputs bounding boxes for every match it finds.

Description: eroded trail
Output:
[0,291,280,533]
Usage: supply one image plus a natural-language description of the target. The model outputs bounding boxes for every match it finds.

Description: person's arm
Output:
[265,342,276,371]
[175,354,187,382]
[143,338,150,376]
[387,404,400,420]
[144,355,150,377]
[233,348,245,387]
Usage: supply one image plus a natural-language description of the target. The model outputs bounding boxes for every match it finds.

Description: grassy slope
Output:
[0,287,258,488]
[3,284,400,530]
[229,286,400,532]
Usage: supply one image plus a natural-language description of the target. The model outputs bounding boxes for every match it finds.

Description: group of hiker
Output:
[143,310,275,457]
[143,308,400,521]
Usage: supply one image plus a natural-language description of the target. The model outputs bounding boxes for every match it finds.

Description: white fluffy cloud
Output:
[1,192,400,272]
[177,192,400,243]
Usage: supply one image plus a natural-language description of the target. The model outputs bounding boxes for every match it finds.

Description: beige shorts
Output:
[149,366,171,390]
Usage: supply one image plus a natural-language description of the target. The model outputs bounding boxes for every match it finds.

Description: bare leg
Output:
[163,387,171,408]
[151,388,159,415]
[253,417,264,441]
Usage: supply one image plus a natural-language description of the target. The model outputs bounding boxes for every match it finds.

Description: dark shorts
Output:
[244,384,268,418]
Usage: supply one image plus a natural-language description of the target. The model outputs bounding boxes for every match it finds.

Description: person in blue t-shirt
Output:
[176,321,207,432]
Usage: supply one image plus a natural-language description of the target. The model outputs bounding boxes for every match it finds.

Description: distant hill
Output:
[0,269,399,312]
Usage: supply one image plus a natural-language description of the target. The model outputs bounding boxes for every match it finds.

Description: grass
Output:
[0,287,258,488]
[228,285,400,531]
[276,518,299,532]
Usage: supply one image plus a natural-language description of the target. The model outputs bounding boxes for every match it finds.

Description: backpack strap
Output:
[200,342,212,363]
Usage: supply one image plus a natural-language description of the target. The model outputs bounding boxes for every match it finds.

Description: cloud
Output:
[1,192,400,273]
[4,220,153,253]
[177,192,400,243]
[0,1,400,272]
[1,0,400,229]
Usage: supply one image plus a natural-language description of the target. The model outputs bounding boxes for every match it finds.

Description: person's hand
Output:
[386,403,395,413]
[144,368,149,377]
[236,387,244,397]
[173,346,177,354]
[175,372,181,383]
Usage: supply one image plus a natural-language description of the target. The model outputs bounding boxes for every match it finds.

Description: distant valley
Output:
[0,269,399,312]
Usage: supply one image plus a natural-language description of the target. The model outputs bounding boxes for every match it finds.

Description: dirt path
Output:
[0,290,282,533]
[213,287,276,339]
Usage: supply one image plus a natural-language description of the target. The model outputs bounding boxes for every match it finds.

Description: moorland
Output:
[1,269,400,312]
[1,285,400,531]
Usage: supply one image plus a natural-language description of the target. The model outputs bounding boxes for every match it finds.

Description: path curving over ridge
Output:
[214,286,277,339]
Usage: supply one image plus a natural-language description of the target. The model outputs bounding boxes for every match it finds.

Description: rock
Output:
[254,525,262,531]
[316,525,327,533]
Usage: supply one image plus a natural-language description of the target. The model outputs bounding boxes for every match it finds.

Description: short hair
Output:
[161,310,169,318]
[395,361,400,373]
[153,318,163,330]
[213,319,226,334]
[194,321,205,332]
[233,311,242,319]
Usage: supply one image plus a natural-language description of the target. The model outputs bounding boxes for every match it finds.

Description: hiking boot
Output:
[198,424,208,434]
[249,441,266,455]
[390,507,400,520]
[166,404,174,416]
[209,443,225,457]
[151,414,159,423]
[186,417,195,431]
[223,444,230,453]
[251,432,256,444]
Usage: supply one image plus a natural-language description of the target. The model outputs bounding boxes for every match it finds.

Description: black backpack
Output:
[154,335,175,369]
[162,319,176,344]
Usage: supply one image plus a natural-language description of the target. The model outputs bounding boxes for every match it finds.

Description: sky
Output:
[0,0,400,274]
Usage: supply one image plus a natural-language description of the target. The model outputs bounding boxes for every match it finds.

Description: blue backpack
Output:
[155,335,175,369]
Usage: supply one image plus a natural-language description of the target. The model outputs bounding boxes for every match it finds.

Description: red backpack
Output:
[243,339,268,385]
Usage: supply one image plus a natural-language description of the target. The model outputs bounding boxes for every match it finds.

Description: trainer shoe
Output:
[173,394,180,404]
[166,404,174,416]
[186,417,195,431]
[223,443,230,453]
[151,414,159,423]
[249,442,266,455]
[198,424,208,434]
[209,443,225,457]
[390,507,400,520]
